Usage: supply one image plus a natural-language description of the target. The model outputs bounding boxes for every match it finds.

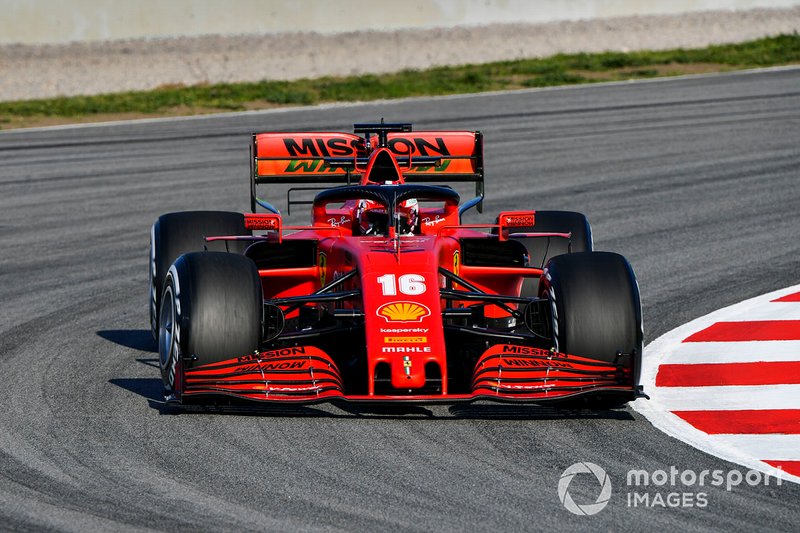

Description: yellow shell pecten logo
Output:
[377,301,431,323]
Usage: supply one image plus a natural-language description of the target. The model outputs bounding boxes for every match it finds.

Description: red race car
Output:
[149,122,644,408]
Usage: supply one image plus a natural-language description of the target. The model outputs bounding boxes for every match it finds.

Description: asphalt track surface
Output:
[1,68,799,531]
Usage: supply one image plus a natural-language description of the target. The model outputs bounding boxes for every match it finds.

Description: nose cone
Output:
[352,235,447,395]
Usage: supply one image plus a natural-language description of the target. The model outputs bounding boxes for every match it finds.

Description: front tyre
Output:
[158,252,262,396]
[540,251,643,407]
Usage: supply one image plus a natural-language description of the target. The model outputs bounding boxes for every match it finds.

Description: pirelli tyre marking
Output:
[159,265,182,392]
[149,223,158,335]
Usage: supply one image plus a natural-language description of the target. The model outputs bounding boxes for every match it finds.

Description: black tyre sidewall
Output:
[163,252,263,378]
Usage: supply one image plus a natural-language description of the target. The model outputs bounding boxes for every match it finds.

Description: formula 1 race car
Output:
[149,122,644,408]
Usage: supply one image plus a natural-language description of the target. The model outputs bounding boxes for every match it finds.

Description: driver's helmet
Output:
[356,199,388,236]
[356,198,418,236]
[395,198,419,235]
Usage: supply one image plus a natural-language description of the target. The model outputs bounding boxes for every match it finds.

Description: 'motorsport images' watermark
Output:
[558,462,612,515]
[558,463,783,515]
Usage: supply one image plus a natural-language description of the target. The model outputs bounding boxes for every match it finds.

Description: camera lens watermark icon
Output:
[558,462,612,516]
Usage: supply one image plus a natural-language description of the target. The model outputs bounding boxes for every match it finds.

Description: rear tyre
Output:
[158,252,262,394]
[150,211,250,340]
[539,251,642,407]
[509,211,592,297]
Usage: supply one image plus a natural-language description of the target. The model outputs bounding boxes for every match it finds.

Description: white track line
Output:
[661,341,800,365]
[721,303,800,321]
[710,435,800,461]
[650,384,800,411]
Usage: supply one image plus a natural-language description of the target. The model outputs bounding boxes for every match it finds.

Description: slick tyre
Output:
[158,252,262,394]
[509,211,592,298]
[150,211,251,340]
[540,251,642,407]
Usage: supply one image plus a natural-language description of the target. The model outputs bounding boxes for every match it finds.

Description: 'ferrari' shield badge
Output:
[318,252,327,287]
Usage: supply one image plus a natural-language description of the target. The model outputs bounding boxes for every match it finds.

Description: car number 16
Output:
[377,274,426,296]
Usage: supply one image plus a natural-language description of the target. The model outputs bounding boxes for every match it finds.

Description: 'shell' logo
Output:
[377,302,431,323]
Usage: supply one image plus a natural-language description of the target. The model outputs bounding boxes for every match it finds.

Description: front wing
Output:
[176,344,638,405]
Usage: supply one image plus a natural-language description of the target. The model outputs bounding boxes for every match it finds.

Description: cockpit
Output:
[312,184,460,237]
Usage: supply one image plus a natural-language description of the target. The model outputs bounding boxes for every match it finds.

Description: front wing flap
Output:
[183,346,345,401]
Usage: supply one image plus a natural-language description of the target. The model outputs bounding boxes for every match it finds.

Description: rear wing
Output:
[250,123,484,214]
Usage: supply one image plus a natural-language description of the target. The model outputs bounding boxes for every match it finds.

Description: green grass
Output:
[1,33,798,126]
